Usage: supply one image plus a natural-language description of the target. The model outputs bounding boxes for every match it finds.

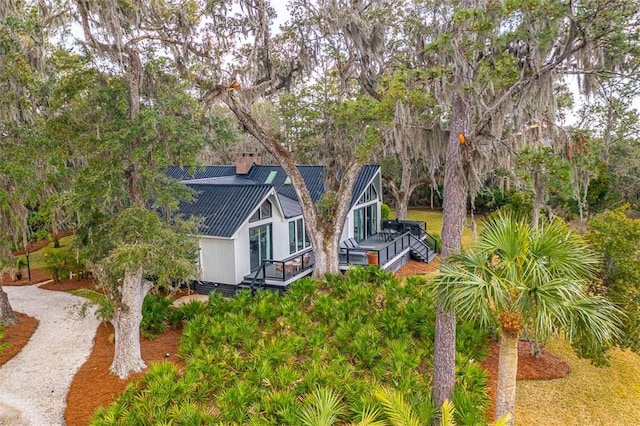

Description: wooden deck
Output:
[339,232,415,271]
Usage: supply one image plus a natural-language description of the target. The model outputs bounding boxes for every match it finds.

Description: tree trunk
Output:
[433,94,468,409]
[110,269,152,378]
[532,171,544,229]
[395,148,413,220]
[226,95,362,278]
[0,286,18,325]
[495,330,519,425]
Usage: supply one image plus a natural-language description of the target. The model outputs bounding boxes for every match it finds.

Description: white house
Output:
[170,156,435,295]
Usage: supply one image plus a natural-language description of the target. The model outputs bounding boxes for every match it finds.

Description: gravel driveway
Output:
[0,283,100,425]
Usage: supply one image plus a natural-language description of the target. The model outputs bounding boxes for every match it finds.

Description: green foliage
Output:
[381,203,391,220]
[586,206,640,354]
[432,211,621,361]
[298,387,346,425]
[141,294,174,340]
[169,299,207,328]
[0,324,8,354]
[93,271,491,424]
[86,206,199,292]
[473,188,508,212]
[43,248,77,283]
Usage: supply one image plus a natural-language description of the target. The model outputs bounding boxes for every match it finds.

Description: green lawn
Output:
[394,207,482,249]
[17,235,75,270]
[516,338,640,425]
[398,209,640,425]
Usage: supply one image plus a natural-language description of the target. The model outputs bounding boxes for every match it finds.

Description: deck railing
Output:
[262,248,314,282]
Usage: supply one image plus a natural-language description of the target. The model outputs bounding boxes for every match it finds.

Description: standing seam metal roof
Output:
[179,184,273,237]
[174,164,380,237]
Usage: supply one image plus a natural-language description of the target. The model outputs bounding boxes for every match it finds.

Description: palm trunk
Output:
[496,329,519,425]
[110,268,152,378]
[0,286,18,325]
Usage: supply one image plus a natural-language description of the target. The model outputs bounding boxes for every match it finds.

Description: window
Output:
[353,204,378,242]
[265,170,277,184]
[357,184,378,204]
[289,218,310,254]
[250,200,272,222]
[250,224,272,271]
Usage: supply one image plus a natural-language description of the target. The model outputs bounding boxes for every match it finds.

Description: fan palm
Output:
[431,212,620,425]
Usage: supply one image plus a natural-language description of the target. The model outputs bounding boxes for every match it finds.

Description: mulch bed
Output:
[0,313,39,366]
[2,268,51,287]
[482,339,571,420]
[0,258,571,424]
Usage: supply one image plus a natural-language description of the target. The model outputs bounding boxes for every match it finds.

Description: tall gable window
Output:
[357,184,377,204]
[250,200,272,222]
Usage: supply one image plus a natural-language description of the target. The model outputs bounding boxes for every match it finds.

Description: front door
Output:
[249,224,272,271]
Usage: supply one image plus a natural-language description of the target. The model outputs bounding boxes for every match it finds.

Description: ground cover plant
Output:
[91,268,492,425]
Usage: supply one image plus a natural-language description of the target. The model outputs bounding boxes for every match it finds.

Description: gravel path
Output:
[0,283,101,425]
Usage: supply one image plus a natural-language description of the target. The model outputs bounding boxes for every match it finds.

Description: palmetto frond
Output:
[373,387,422,426]
[298,387,346,426]
[350,404,386,426]
[430,211,620,344]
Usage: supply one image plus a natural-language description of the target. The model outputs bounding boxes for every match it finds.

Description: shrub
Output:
[381,203,391,220]
[586,206,640,355]
[141,294,173,340]
[43,249,76,283]
[93,272,492,424]
[0,324,8,354]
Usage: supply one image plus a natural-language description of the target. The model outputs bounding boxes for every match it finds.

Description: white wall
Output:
[199,236,237,284]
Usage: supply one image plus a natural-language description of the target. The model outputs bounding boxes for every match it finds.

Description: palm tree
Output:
[431,212,620,425]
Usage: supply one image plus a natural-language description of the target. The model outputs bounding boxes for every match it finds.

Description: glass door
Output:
[249,224,272,271]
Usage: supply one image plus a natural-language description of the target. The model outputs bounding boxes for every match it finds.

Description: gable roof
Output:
[180,184,273,237]
[245,165,326,203]
[174,164,380,237]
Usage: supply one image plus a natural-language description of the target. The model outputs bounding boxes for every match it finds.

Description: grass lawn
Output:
[397,207,482,249]
[516,338,640,425]
[17,235,75,270]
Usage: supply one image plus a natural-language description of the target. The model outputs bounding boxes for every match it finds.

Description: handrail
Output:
[423,232,439,253]
[408,233,433,261]
[263,248,315,282]
[248,263,267,294]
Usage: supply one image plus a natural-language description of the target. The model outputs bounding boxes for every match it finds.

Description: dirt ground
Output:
[0,261,570,424]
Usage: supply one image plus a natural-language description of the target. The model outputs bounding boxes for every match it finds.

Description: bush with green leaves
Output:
[586,206,640,355]
[140,294,174,340]
[92,270,491,425]
[0,324,8,354]
[381,203,391,220]
[43,248,77,283]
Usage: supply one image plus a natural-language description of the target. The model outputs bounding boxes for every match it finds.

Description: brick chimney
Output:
[235,153,262,175]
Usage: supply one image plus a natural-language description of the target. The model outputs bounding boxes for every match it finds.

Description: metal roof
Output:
[166,166,236,180]
[174,164,381,237]
[350,165,380,206]
[179,184,274,237]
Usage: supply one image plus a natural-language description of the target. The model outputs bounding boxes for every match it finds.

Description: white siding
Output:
[199,236,236,284]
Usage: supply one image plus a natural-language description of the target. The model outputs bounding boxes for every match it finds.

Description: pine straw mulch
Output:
[0,262,570,424]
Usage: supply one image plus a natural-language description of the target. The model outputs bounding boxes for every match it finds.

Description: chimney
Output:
[235,153,261,175]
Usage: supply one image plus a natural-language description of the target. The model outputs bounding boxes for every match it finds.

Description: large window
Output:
[353,204,378,242]
[250,200,272,222]
[249,224,272,271]
[358,184,378,204]
[289,218,310,254]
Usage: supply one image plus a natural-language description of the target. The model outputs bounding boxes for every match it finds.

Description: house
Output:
[170,155,437,295]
